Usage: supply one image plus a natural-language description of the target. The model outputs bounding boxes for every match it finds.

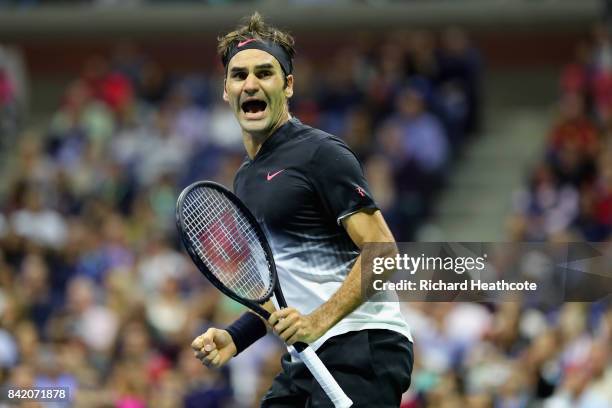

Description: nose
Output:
[243,73,259,95]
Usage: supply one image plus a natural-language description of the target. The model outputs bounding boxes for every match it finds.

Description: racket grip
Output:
[288,345,353,408]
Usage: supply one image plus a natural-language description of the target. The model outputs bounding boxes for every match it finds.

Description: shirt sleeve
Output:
[309,137,378,224]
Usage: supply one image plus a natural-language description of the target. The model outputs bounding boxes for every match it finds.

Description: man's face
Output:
[224,49,293,136]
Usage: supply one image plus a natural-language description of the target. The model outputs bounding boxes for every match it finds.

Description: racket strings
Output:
[182,187,272,301]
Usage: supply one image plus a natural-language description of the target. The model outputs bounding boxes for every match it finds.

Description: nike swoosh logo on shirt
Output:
[266,170,285,181]
[237,39,256,48]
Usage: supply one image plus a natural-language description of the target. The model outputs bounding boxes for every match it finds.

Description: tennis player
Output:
[191,13,413,407]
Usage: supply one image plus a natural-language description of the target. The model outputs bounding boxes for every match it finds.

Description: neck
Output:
[243,112,291,159]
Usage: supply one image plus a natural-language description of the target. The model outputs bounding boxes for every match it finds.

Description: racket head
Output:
[176,181,277,306]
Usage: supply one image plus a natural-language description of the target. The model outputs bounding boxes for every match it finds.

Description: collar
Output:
[251,117,300,161]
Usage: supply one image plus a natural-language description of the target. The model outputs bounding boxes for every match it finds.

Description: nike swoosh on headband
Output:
[238,38,257,48]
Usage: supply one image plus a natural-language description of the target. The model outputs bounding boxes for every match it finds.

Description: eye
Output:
[232,71,247,80]
[258,70,272,78]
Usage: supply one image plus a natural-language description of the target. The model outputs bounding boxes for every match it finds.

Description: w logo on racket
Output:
[199,211,250,273]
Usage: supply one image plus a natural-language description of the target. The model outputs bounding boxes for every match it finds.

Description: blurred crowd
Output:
[509,23,612,243]
[0,19,609,408]
[0,27,479,407]
[401,301,611,408]
[467,22,612,408]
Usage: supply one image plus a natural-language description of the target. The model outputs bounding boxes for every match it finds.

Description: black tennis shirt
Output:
[233,117,413,350]
[234,117,376,239]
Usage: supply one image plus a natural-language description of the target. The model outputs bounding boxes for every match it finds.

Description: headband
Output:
[222,38,293,76]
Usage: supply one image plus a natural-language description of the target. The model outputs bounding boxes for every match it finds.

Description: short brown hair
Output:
[217,12,295,69]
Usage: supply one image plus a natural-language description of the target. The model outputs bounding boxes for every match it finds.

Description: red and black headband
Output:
[222,38,293,76]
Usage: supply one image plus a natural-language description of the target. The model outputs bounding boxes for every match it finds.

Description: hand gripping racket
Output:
[176,181,353,408]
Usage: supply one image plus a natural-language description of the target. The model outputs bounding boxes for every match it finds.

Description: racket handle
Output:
[288,345,353,408]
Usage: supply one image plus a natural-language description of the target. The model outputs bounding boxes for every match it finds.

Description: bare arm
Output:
[269,209,398,344]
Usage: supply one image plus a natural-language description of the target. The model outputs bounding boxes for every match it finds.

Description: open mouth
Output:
[241,99,267,116]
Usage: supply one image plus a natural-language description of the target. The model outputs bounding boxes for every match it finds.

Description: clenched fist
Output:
[191,328,237,368]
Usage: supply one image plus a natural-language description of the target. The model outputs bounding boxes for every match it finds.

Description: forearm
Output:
[309,256,364,335]
[269,210,398,344]
[308,208,398,335]
[309,242,397,335]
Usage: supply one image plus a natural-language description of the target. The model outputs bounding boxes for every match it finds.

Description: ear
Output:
[222,78,229,102]
[284,74,294,99]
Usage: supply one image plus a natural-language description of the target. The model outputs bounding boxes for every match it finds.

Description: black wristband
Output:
[225,312,268,355]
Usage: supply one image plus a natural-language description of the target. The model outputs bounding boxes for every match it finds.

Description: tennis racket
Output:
[176,180,353,408]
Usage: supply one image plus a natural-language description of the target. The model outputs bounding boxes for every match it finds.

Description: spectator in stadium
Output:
[510,163,580,241]
[560,42,592,97]
[588,150,612,238]
[384,79,450,195]
[547,92,599,187]
[437,26,483,146]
